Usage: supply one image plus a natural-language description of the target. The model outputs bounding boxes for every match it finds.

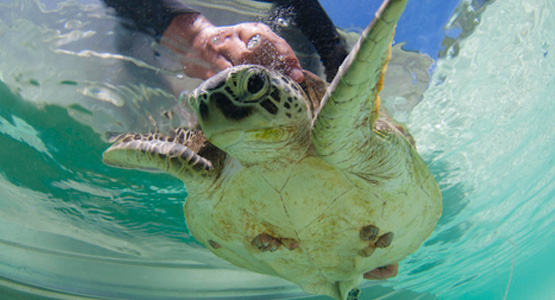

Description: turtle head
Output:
[186,65,311,164]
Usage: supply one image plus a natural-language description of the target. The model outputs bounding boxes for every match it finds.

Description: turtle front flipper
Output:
[103,128,225,185]
[312,0,408,169]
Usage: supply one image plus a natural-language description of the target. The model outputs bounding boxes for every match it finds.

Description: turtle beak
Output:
[185,87,246,148]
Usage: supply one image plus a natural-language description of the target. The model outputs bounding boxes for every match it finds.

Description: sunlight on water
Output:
[0,0,554,299]
[405,0,555,298]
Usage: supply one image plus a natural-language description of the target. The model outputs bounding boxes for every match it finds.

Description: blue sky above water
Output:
[319,0,461,58]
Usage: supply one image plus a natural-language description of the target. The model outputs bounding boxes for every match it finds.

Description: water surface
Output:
[0,0,554,299]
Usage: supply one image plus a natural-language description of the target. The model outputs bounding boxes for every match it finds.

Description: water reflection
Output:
[0,0,554,299]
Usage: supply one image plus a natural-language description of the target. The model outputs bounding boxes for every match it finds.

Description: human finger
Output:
[237,23,304,82]
[182,49,233,80]
[254,39,304,82]
[183,62,217,80]
[214,23,304,82]
[212,33,249,66]
[184,29,234,79]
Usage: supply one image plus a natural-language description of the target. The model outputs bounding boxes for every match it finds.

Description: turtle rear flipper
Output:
[103,128,225,183]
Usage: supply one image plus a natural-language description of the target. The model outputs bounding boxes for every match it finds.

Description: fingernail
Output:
[247,34,262,50]
[290,69,304,83]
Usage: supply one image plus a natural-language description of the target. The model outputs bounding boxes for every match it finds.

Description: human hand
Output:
[162,14,304,82]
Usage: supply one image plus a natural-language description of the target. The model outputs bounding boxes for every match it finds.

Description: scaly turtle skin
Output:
[103,0,442,299]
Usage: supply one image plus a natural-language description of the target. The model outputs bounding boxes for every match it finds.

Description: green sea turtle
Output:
[103,0,442,299]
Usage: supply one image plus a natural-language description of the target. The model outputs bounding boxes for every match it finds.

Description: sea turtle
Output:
[103,0,442,299]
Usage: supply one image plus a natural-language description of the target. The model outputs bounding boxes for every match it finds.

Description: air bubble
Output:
[64,20,82,30]
[276,17,289,28]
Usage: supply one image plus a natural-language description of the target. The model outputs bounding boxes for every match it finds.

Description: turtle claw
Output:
[280,238,300,250]
[347,288,361,300]
[358,226,393,257]
[252,234,300,252]
[360,225,379,241]
[358,246,375,258]
[208,240,222,249]
[252,233,281,252]
[376,232,394,248]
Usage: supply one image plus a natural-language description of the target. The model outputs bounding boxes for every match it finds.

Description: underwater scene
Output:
[0,0,554,299]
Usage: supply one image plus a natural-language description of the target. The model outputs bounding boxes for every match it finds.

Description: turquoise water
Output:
[1,0,554,299]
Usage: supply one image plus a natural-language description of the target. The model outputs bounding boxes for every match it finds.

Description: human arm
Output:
[102,0,195,39]
[102,0,303,82]
[272,0,349,81]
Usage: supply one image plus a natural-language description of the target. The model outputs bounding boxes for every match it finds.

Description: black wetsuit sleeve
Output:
[102,0,200,40]
[272,0,348,81]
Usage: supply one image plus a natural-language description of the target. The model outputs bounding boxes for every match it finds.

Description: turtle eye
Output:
[238,67,270,103]
[247,72,266,94]
[243,69,269,99]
